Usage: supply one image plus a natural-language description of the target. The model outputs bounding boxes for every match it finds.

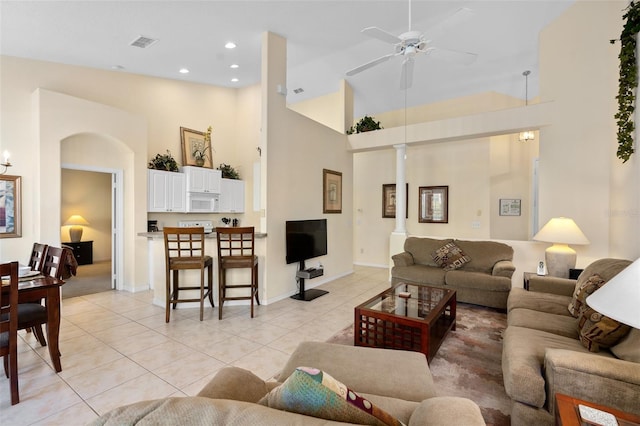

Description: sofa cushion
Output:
[568,274,606,318]
[577,306,631,352]
[276,342,436,402]
[611,328,640,362]
[404,237,453,267]
[453,240,513,274]
[431,242,471,271]
[445,270,511,292]
[197,366,279,403]
[91,397,354,426]
[259,367,402,426]
[508,308,578,339]
[391,265,447,287]
[502,326,606,408]
[507,288,572,315]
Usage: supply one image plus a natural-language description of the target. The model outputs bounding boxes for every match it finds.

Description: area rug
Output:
[326,303,510,426]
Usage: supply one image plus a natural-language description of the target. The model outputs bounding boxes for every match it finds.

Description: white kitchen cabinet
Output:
[181,166,221,194]
[219,178,245,213]
[147,169,186,212]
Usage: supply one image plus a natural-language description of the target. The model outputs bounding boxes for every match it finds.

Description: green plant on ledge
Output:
[148,150,179,172]
[615,1,640,163]
[346,115,383,135]
[218,163,240,179]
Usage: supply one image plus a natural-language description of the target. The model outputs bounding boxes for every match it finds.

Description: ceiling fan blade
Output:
[400,57,415,90]
[426,47,477,65]
[346,53,395,76]
[427,7,474,38]
[361,26,402,45]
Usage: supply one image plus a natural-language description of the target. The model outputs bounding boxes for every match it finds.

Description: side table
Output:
[556,393,640,426]
[62,241,93,265]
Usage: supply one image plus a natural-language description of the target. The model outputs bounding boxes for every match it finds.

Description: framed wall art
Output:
[323,169,342,213]
[382,183,409,218]
[499,199,521,216]
[180,126,213,168]
[418,186,448,223]
[0,175,21,238]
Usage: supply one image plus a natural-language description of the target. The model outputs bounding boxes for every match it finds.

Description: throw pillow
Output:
[568,274,606,318]
[431,242,471,271]
[259,367,403,426]
[197,366,278,403]
[611,328,640,363]
[578,306,632,352]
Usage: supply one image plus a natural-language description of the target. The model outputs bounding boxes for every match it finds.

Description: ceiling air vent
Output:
[130,35,158,49]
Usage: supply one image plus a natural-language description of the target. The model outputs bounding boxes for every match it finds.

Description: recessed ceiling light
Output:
[231,78,239,82]
[179,68,189,74]
[225,42,237,49]
[230,64,239,69]
[111,65,125,70]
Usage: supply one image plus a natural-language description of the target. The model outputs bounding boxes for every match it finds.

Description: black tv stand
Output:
[291,260,328,301]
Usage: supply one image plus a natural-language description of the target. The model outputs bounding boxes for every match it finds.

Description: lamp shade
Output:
[586,258,640,329]
[64,215,90,226]
[532,217,590,245]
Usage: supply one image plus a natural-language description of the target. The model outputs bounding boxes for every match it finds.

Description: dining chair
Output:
[1,261,20,405]
[163,227,214,322]
[216,226,260,319]
[28,243,48,271]
[18,246,68,348]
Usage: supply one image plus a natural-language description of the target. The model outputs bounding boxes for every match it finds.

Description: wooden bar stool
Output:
[216,226,259,319]
[163,227,214,322]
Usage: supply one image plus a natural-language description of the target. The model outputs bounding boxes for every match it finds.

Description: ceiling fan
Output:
[346,0,477,89]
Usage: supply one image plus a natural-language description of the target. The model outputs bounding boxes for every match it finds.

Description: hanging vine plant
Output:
[615,1,640,163]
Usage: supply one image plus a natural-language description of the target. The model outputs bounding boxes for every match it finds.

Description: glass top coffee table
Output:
[354,282,456,362]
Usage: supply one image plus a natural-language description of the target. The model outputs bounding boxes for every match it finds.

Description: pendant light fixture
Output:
[519,70,535,142]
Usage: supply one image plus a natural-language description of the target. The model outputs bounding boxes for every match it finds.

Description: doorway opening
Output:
[60,165,124,298]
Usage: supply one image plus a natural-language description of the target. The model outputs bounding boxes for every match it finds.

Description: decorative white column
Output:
[393,143,407,234]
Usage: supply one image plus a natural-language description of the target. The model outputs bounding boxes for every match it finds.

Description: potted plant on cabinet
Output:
[193,126,213,167]
[148,150,179,172]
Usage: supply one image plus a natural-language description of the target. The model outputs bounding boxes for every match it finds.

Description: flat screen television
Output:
[285,219,327,264]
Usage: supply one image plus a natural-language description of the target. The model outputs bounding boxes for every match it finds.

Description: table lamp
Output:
[533,217,590,278]
[587,258,640,328]
[64,214,89,242]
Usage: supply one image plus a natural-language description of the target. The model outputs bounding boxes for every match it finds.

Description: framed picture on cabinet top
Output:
[181,126,213,169]
[0,175,21,238]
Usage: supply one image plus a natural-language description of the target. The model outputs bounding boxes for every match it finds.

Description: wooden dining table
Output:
[2,274,65,372]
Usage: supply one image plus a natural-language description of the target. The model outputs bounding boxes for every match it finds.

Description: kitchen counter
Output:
[137,231,267,239]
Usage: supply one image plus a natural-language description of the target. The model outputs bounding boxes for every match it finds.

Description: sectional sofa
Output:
[503,258,640,425]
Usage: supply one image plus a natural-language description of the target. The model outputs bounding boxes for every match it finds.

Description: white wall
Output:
[261,33,354,301]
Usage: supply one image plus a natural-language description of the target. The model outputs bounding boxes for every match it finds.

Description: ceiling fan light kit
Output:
[346,1,477,90]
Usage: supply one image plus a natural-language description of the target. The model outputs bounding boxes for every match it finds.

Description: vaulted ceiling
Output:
[0,0,575,118]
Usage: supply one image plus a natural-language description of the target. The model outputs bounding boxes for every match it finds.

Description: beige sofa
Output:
[391,237,515,310]
[503,258,640,425]
[92,342,486,425]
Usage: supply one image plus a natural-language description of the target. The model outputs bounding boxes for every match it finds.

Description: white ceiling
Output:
[0,0,575,119]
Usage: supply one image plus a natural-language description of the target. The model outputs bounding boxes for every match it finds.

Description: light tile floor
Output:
[0,265,390,425]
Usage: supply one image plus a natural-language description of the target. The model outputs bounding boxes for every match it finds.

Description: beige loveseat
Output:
[92,342,486,425]
[391,237,515,310]
[503,258,640,425]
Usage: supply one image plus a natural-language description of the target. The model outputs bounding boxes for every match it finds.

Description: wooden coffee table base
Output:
[354,283,456,362]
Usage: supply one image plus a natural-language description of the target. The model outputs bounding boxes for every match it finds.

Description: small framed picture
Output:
[499,199,521,216]
[382,183,409,218]
[0,175,21,238]
[419,186,448,223]
[323,169,342,214]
